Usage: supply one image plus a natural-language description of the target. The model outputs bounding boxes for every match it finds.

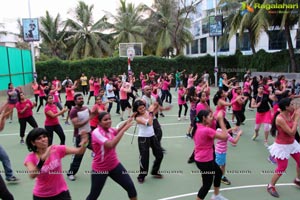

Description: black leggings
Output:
[233,110,245,126]
[33,190,71,200]
[86,163,137,200]
[45,124,65,145]
[178,104,188,118]
[37,96,47,112]
[19,116,38,138]
[0,175,14,200]
[195,160,222,199]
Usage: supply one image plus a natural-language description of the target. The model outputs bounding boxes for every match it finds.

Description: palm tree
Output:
[218,0,268,54]
[105,0,147,47]
[257,0,299,72]
[64,1,113,59]
[40,11,66,58]
[144,0,194,56]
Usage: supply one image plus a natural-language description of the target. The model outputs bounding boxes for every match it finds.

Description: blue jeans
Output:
[0,145,14,179]
[175,80,182,91]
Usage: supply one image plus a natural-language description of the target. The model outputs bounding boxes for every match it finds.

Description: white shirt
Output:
[105,83,115,98]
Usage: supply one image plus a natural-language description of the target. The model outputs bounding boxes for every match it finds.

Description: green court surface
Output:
[1,88,300,200]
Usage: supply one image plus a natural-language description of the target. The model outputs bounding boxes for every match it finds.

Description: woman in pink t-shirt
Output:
[267,98,300,197]
[87,76,95,105]
[86,112,137,200]
[90,96,106,131]
[177,84,188,121]
[32,80,40,105]
[24,128,88,200]
[192,110,228,200]
[16,92,38,144]
[44,95,68,145]
[64,81,78,125]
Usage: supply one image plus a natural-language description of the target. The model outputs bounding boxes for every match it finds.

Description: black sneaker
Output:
[20,139,25,144]
[186,133,192,139]
[160,113,165,117]
[187,157,195,164]
[221,176,231,185]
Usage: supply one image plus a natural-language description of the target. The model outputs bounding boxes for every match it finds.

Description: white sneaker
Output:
[184,116,188,120]
[178,117,181,121]
[67,175,76,181]
[212,194,229,200]
[264,141,269,148]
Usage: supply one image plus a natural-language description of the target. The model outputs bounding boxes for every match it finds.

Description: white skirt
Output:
[268,140,300,159]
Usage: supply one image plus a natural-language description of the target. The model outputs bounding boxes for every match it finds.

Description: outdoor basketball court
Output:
[1,88,300,199]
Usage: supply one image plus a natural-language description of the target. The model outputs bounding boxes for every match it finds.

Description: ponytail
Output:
[271,111,280,137]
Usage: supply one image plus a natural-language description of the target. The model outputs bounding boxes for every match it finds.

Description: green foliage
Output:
[36,50,300,83]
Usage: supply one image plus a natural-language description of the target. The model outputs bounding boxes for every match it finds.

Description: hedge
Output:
[36,50,300,84]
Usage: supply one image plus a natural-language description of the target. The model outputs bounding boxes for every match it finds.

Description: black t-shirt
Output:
[254,94,270,113]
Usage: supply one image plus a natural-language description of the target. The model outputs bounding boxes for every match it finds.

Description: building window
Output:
[200,38,207,53]
[191,39,199,54]
[296,30,300,49]
[236,32,251,51]
[186,43,190,55]
[193,22,201,37]
[268,30,286,50]
[202,18,209,34]
[213,36,229,52]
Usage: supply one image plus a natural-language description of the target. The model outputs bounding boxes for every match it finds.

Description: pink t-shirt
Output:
[196,102,209,114]
[92,127,119,171]
[94,82,100,97]
[161,80,170,90]
[120,87,128,100]
[90,104,106,127]
[178,88,186,105]
[243,81,251,93]
[32,84,40,95]
[89,80,94,92]
[231,90,242,111]
[16,99,34,118]
[24,145,68,197]
[65,87,74,101]
[215,129,235,153]
[44,104,59,126]
[194,124,216,162]
[275,116,295,144]
[141,79,147,89]
[187,78,194,88]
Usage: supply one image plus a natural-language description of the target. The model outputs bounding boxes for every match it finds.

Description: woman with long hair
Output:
[86,112,137,200]
[267,98,300,197]
[24,128,88,200]
[16,92,38,144]
[133,100,164,183]
[44,95,68,145]
[192,110,228,200]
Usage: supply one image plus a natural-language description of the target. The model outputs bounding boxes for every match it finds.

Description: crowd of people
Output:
[1,69,300,199]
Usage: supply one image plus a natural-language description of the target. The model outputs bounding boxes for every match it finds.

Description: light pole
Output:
[28,0,36,81]
[214,0,218,88]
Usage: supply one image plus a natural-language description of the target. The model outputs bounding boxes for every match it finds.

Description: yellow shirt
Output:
[80,76,88,86]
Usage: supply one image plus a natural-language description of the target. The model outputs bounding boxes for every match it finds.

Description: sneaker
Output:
[178,117,181,121]
[221,176,231,185]
[67,175,76,181]
[6,176,19,183]
[116,112,120,115]
[9,120,12,123]
[252,133,258,140]
[184,116,188,120]
[267,184,279,198]
[211,193,229,200]
[137,177,144,184]
[187,157,195,164]
[186,133,192,139]
[268,155,277,165]
[294,178,300,188]
[65,121,70,125]
[20,139,24,144]
[120,117,124,121]
[160,113,165,117]
[248,108,254,111]
[151,173,163,179]
[264,141,269,148]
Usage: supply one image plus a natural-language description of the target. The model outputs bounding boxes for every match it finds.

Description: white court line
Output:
[157,183,295,200]
[0,129,74,137]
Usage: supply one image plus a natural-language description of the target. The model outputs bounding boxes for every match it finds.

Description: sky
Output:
[0,0,153,32]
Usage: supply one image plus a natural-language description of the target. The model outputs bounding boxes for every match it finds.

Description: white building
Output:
[184,0,300,57]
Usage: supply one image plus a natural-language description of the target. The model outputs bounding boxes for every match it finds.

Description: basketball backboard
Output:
[119,43,143,57]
